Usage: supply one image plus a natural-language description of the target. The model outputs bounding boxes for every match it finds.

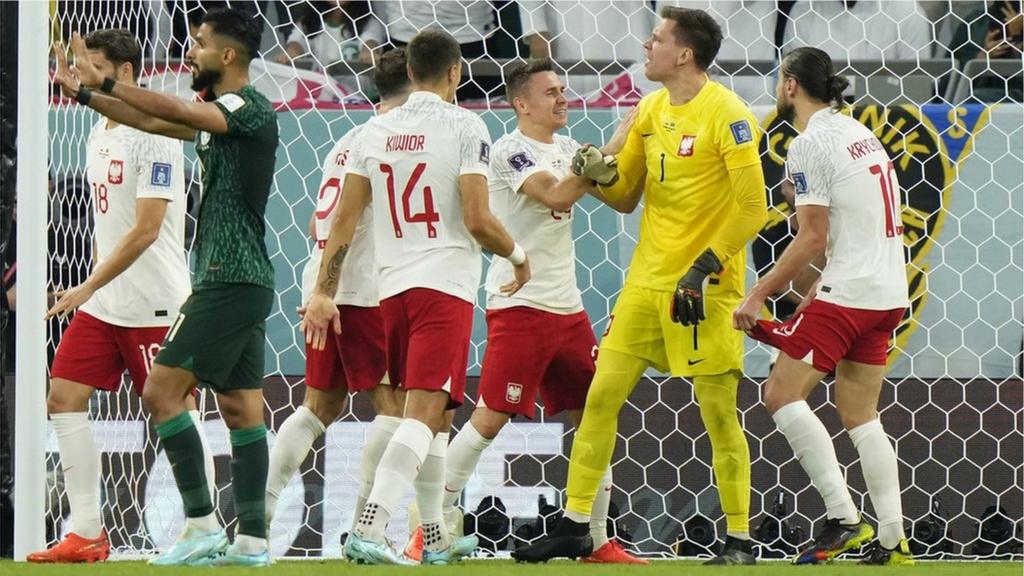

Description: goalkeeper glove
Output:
[671,249,724,326]
[572,145,619,186]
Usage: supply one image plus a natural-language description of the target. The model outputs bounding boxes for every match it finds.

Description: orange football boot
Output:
[27,531,110,563]
[403,526,424,563]
[581,539,648,564]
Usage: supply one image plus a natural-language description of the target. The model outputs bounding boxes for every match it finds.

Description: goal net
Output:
[31,0,1023,560]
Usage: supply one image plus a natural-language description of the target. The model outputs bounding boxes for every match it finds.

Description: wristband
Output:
[506,242,527,266]
[100,76,116,93]
[75,87,93,106]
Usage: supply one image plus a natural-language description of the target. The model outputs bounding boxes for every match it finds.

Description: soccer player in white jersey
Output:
[438,59,643,564]
[733,47,913,566]
[303,29,530,565]
[265,50,411,534]
[29,29,214,563]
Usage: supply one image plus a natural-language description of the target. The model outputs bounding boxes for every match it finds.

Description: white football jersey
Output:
[485,130,583,313]
[300,124,378,307]
[787,108,909,310]
[79,121,190,327]
[347,91,491,304]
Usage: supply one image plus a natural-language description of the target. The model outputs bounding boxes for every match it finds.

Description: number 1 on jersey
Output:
[380,162,439,239]
[869,161,903,238]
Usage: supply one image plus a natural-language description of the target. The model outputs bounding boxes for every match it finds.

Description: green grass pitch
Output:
[2,559,1021,575]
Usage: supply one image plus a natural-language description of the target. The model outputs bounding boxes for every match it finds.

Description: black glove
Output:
[671,249,723,326]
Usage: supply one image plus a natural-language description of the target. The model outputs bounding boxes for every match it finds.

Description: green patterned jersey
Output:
[192,85,277,289]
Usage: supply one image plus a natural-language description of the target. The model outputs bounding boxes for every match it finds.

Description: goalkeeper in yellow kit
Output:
[513,6,767,565]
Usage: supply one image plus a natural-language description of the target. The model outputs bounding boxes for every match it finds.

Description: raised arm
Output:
[519,171,594,212]
[585,107,645,213]
[70,33,231,136]
[53,42,197,141]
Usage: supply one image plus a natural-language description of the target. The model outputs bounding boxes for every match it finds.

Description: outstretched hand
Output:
[45,283,95,320]
[601,106,639,156]
[300,293,341,351]
[69,32,103,88]
[51,42,81,99]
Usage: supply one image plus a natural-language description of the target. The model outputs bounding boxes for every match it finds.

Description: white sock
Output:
[442,421,493,517]
[772,401,859,525]
[186,512,221,533]
[416,432,450,553]
[189,410,217,507]
[351,415,402,531]
[265,406,325,523]
[849,419,905,548]
[233,533,268,555]
[52,412,102,539]
[354,418,433,543]
[590,467,612,549]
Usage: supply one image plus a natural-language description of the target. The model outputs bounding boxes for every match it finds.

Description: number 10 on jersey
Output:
[380,162,439,239]
[870,161,903,238]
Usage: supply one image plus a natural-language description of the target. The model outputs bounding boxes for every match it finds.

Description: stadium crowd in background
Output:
[45,1,1024,103]
[1,0,1022,564]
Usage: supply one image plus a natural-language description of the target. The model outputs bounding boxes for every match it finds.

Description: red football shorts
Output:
[747,298,905,374]
[51,311,169,395]
[305,305,387,392]
[478,307,597,419]
[379,288,473,407]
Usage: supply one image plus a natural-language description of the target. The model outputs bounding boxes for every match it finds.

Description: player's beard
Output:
[191,67,222,98]
[776,97,796,126]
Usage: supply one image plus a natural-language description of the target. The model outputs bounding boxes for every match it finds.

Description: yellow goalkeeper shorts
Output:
[599,282,744,377]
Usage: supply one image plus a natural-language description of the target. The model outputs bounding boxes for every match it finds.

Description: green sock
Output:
[155,411,214,518]
[230,425,268,539]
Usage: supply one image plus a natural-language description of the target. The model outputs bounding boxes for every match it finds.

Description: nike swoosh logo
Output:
[603,486,612,492]
[641,133,654,138]
[444,486,460,493]
[688,359,705,366]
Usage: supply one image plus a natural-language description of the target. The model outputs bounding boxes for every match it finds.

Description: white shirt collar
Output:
[806,107,836,128]
[407,91,445,104]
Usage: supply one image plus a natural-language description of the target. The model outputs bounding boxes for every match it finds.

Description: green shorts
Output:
[155,282,274,391]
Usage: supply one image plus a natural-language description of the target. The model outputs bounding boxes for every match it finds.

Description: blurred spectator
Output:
[275,1,382,67]
[783,1,933,61]
[662,1,784,105]
[919,0,983,52]
[365,0,501,100]
[361,0,496,50]
[950,0,1022,101]
[518,1,654,98]
[163,1,289,58]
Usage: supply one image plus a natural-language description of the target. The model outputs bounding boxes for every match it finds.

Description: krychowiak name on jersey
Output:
[787,108,909,310]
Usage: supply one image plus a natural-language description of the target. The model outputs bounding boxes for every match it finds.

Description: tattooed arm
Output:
[301,173,372,350]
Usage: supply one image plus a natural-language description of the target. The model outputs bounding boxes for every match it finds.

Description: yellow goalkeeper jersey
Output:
[602,80,767,294]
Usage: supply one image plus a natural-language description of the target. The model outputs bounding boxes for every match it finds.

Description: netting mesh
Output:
[39,0,1022,560]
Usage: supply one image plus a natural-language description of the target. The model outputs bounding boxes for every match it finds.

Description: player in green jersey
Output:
[54,8,277,566]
